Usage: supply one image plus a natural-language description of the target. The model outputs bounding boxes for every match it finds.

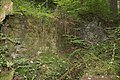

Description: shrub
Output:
[54,0,110,20]
[13,0,53,18]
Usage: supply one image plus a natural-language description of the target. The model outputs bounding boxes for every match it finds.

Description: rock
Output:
[0,0,13,23]
[79,20,107,43]
[0,10,6,22]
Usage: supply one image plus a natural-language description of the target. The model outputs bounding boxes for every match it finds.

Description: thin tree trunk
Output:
[109,0,118,21]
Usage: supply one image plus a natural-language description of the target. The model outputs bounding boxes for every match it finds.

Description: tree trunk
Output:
[109,0,118,21]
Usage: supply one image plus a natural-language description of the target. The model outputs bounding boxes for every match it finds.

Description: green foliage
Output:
[0,0,120,79]
[0,32,70,79]
[63,34,87,47]
[114,25,120,38]
[0,69,15,80]
[0,33,9,67]
[13,0,53,18]
[68,41,120,77]
[66,25,120,78]
[54,0,80,18]
[54,0,110,20]
[14,53,70,80]
[0,32,19,68]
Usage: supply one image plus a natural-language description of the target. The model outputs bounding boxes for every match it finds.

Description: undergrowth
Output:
[13,0,53,18]
[64,25,120,79]
[0,0,120,80]
[54,0,110,20]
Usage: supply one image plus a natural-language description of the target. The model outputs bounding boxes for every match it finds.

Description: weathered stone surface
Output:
[79,20,107,43]
[4,15,57,57]
[0,0,13,22]
[54,18,108,52]
[0,10,6,22]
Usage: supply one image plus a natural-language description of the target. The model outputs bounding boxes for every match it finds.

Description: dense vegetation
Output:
[0,0,120,80]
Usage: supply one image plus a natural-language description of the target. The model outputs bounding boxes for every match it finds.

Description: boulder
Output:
[79,20,107,43]
[0,0,13,23]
